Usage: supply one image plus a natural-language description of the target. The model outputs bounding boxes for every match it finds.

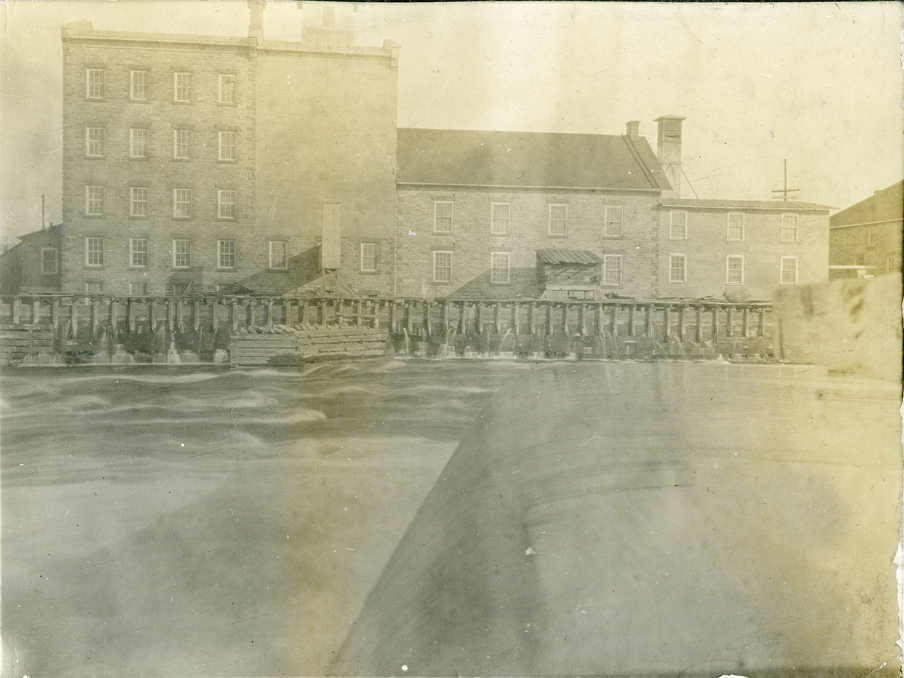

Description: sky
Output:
[1,1,902,249]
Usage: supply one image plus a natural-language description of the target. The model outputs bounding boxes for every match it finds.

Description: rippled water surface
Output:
[1,360,527,677]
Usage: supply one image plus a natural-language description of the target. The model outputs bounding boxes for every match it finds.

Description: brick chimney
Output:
[655,115,686,198]
[625,120,641,139]
[248,1,265,41]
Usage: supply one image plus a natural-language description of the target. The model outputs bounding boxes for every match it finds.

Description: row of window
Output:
[85,127,237,162]
[430,251,624,286]
[75,238,289,271]
[668,210,800,243]
[84,186,237,220]
[85,69,236,105]
[667,254,799,285]
[431,202,803,244]
[433,201,625,238]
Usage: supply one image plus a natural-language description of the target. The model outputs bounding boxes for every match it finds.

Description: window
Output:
[218,131,236,161]
[130,128,148,158]
[173,188,191,219]
[867,226,877,247]
[490,252,510,284]
[219,74,236,104]
[548,204,568,236]
[669,210,687,240]
[174,129,191,160]
[604,205,624,238]
[86,127,104,157]
[781,213,798,243]
[86,186,104,216]
[173,239,191,268]
[269,241,288,269]
[85,237,104,267]
[130,187,148,217]
[172,282,191,297]
[130,282,148,296]
[218,240,236,269]
[602,255,622,286]
[322,4,335,27]
[360,243,377,272]
[433,251,452,283]
[727,212,745,242]
[86,281,104,294]
[130,70,148,100]
[434,201,453,233]
[780,257,798,285]
[86,68,104,99]
[490,203,510,235]
[726,255,744,285]
[669,253,686,283]
[41,248,58,275]
[217,189,235,219]
[174,72,192,102]
[130,238,148,267]
[888,255,900,274]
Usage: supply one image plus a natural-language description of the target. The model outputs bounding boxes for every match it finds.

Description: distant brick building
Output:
[829,180,903,279]
[657,199,831,301]
[54,1,399,297]
[394,124,670,300]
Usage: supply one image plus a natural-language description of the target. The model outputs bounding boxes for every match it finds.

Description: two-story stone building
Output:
[829,180,902,279]
[656,198,831,301]
[394,124,670,300]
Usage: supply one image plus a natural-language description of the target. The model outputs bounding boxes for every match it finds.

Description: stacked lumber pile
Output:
[230,324,390,366]
[0,324,55,364]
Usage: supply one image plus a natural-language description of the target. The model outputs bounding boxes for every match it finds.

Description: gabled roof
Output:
[536,249,601,265]
[660,198,830,212]
[396,128,670,192]
[830,180,903,228]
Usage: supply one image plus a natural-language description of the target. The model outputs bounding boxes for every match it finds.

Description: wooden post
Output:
[759,307,766,337]
[406,301,414,335]
[70,298,79,340]
[13,297,21,325]
[513,302,520,335]
[442,300,449,334]
[696,306,704,343]
[319,299,326,326]
[425,301,433,337]
[742,307,750,338]
[91,298,99,336]
[611,304,619,337]
[546,303,553,335]
[299,300,306,325]
[212,300,220,333]
[193,300,200,331]
[32,298,40,325]
[679,305,687,341]
[712,307,720,339]
[354,300,362,328]
[52,298,60,336]
[459,302,467,335]
[231,299,239,331]
[529,302,537,335]
[726,306,734,338]
[664,305,672,341]
[628,304,637,337]
[644,304,653,337]
[283,299,291,327]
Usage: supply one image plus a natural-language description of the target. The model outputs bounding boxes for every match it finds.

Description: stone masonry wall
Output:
[62,35,258,296]
[396,187,660,299]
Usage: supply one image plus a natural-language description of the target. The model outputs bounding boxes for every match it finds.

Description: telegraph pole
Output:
[771,159,800,201]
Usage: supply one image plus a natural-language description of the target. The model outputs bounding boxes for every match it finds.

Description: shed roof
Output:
[660,198,830,212]
[397,128,670,192]
[830,180,903,228]
[536,249,602,265]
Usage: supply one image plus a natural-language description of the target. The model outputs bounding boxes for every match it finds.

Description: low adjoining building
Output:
[657,199,831,301]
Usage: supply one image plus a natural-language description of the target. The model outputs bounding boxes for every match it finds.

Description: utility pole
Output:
[41,194,45,230]
[771,159,800,201]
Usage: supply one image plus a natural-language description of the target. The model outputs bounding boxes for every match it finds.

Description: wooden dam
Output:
[0,293,775,366]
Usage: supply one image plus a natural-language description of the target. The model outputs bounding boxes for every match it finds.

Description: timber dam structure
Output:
[0,293,774,366]
[332,361,901,677]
